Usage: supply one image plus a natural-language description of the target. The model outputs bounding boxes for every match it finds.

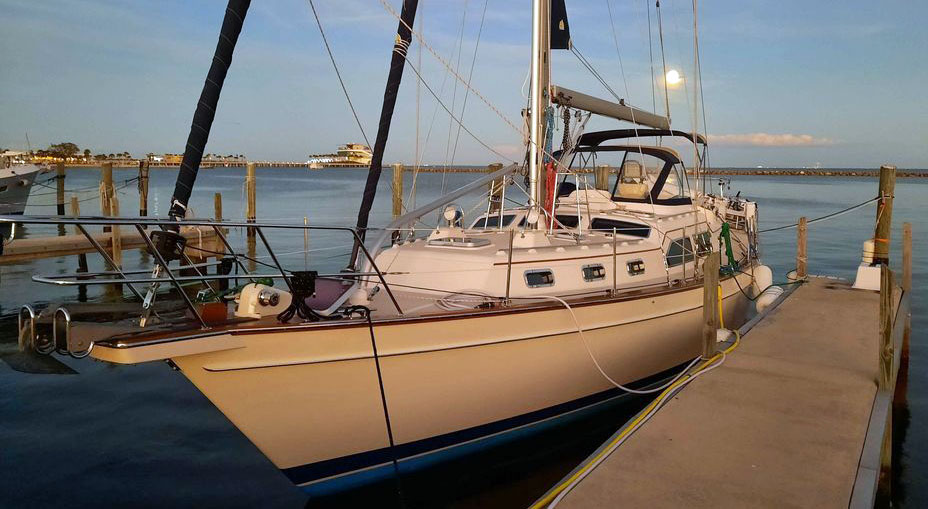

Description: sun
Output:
[665,69,682,86]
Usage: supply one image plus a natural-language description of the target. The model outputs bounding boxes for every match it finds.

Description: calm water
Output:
[0,168,924,507]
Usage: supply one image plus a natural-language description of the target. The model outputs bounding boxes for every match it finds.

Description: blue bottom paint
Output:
[296,388,640,497]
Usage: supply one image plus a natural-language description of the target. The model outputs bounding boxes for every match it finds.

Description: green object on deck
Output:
[195,277,275,303]
[720,223,737,270]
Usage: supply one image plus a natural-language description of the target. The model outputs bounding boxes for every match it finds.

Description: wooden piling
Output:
[873,165,896,265]
[392,163,404,219]
[214,193,223,223]
[110,193,122,269]
[138,160,150,217]
[487,163,504,213]
[246,162,256,237]
[879,265,894,390]
[101,162,113,233]
[594,165,610,191]
[797,216,808,278]
[878,264,895,500]
[71,195,88,275]
[55,163,66,216]
[701,251,720,359]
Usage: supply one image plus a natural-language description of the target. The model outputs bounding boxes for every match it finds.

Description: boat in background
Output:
[0,151,43,241]
[0,151,42,216]
[307,143,373,169]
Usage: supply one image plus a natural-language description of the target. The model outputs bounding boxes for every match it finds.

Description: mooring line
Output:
[758,196,880,233]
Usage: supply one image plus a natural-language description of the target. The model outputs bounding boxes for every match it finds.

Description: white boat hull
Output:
[94,270,753,492]
[0,165,41,216]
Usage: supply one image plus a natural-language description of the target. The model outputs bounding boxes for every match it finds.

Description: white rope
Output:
[537,295,702,395]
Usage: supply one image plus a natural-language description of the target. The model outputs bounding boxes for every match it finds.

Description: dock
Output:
[0,226,222,265]
[536,165,911,508]
[540,277,908,507]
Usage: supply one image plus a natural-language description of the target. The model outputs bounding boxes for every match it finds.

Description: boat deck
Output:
[547,276,907,508]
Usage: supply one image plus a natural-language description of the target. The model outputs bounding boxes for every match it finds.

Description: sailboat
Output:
[10,0,766,496]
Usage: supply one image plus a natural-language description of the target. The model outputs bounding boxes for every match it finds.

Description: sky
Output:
[1,0,926,168]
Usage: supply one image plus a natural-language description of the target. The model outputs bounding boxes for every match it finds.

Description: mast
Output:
[351,0,419,268]
[168,0,251,221]
[528,0,551,227]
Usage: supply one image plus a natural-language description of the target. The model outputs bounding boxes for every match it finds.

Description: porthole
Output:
[582,264,606,282]
[627,259,645,276]
[524,269,555,288]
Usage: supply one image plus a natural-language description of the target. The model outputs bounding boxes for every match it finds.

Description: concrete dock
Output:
[541,276,909,508]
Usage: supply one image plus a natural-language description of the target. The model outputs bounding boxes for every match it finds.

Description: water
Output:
[0,168,925,507]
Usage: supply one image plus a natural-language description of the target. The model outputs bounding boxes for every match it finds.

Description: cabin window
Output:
[658,163,690,200]
[555,214,580,228]
[589,218,650,238]
[472,214,520,229]
[695,232,712,256]
[666,237,695,267]
[524,269,555,288]
[627,259,645,276]
[0,185,7,193]
[582,264,606,282]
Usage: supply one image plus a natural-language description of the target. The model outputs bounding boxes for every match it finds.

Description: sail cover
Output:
[168,0,251,221]
[551,0,571,50]
[351,0,419,267]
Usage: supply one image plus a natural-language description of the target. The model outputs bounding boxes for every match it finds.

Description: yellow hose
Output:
[530,331,741,509]
[718,284,725,329]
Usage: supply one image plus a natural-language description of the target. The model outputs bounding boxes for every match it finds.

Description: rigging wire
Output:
[604,0,655,217]
[378,0,523,137]
[409,11,459,212]
[692,0,712,193]
[377,0,582,173]
[645,0,657,113]
[569,46,623,104]
[400,53,514,162]
[441,0,470,191]
[656,0,671,124]
[448,0,490,171]
[305,0,370,148]
[414,0,422,207]
[690,0,701,191]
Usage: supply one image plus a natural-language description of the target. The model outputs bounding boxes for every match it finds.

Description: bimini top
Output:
[576,129,707,148]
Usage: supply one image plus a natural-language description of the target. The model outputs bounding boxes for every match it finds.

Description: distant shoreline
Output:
[56,162,927,177]
[702,168,927,178]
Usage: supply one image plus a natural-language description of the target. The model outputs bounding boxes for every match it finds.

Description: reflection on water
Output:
[1,169,926,507]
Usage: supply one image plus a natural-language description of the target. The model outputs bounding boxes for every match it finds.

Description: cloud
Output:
[708,133,835,147]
